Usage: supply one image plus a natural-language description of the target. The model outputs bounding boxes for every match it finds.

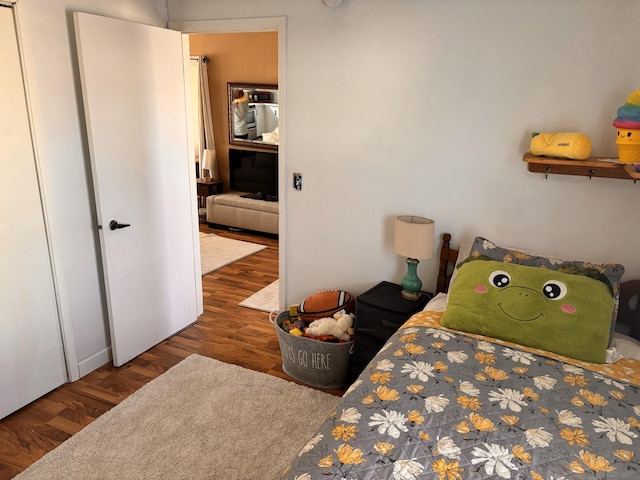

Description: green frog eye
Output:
[489,270,511,288]
[542,280,567,300]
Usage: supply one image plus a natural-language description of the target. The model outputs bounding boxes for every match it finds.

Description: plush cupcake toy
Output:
[613,89,640,163]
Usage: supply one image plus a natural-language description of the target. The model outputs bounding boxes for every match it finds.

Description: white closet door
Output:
[0,6,67,419]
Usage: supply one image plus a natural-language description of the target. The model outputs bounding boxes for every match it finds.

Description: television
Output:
[229,148,278,202]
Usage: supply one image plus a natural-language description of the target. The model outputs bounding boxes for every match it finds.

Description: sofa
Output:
[206,192,278,235]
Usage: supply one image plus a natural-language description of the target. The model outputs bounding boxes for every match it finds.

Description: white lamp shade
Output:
[394,216,435,260]
[201,148,218,180]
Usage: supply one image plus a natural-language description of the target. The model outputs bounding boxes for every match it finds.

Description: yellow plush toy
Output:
[529,132,592,160]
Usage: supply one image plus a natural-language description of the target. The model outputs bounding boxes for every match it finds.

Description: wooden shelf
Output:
[624,164,640,181]
[523,153,639,181]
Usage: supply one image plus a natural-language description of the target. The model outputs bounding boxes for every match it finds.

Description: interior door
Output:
[0,6,67,419]
[74,12,200,367]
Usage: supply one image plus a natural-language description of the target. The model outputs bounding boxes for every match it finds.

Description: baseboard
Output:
[77,347,112,378]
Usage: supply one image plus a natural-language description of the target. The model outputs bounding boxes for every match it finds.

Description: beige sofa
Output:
[206,192,278,235]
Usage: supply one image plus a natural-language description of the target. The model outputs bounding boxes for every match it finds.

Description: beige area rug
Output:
[199,232,266,275]
[239,279,279,313]
[15,355,339,480]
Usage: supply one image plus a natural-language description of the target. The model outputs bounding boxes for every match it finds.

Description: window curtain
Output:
[198,56,218,180]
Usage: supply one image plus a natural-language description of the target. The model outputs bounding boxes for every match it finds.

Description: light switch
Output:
[293,173,302,191]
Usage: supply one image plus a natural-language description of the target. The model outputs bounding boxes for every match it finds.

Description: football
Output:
[297,290,355,322]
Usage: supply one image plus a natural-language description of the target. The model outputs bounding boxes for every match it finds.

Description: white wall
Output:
[19,0,168,375]
[170,0,640,302]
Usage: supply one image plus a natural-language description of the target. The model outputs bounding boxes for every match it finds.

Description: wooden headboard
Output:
[436,233,459,294]
[436,232,640,341]
[618,280,640,340]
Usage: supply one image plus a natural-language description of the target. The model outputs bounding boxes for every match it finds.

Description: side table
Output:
[350,281,432,381]
[196,179,223,211]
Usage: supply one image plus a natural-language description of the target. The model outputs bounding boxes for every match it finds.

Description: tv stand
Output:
[206,191,278,235]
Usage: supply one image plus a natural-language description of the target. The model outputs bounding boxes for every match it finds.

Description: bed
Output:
[279,233,640,479]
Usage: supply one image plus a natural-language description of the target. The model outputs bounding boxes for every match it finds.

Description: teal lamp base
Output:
[401,258,422,301]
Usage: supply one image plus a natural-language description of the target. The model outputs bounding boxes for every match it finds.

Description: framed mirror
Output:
[228,83,279,150]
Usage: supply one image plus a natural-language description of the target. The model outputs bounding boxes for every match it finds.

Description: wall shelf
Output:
[523,153,640,181]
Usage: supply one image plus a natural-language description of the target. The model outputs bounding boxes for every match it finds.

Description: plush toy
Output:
[441,258,615,363]
[304,311,355,342]
[612,89,640,163]
[529,132,592,160]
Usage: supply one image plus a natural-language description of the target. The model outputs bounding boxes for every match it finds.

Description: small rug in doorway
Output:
[239,279,279,313]
[14,355,339,480]
[199,232,266,275]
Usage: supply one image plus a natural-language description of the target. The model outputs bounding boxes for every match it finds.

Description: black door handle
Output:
[109,220,131,230]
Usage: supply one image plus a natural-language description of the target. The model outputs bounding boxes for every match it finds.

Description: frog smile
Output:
[497,303,543,322]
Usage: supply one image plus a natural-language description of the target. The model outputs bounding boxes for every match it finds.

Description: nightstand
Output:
[350,281,432,380]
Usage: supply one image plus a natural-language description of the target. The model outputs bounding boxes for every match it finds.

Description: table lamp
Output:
[394,215,435,300]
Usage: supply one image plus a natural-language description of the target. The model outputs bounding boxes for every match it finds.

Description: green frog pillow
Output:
[440,259,615,363]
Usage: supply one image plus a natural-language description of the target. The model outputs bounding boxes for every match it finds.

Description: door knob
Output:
[109,220,131,230]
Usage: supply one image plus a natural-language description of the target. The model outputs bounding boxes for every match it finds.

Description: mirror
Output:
[228,83,279,150]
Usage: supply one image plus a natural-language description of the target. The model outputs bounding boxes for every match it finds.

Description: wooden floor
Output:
[0,223,345,479]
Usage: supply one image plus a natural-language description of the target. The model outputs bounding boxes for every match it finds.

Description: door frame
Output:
[8,0,78,381]
[170,17,287,311]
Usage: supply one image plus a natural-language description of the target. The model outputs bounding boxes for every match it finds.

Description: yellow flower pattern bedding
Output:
[280,310,640,479]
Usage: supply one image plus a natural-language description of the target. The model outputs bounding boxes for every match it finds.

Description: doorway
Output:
[175,17,286,311]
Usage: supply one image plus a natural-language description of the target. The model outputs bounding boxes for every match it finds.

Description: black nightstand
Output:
[350,281,432,381]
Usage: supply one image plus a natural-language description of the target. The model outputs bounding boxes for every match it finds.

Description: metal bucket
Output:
[270,311,354,389]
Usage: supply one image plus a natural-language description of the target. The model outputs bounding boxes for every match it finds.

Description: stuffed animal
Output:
[529,132,592,160]
[304,311,355,342]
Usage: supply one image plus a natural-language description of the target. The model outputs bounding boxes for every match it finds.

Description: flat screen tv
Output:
[229,148,278,202]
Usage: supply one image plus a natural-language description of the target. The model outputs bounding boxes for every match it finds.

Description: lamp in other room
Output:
[201,149,218,180]
[394,215,435,301]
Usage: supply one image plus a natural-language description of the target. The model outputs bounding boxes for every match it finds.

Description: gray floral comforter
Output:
[279,310,640,479]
